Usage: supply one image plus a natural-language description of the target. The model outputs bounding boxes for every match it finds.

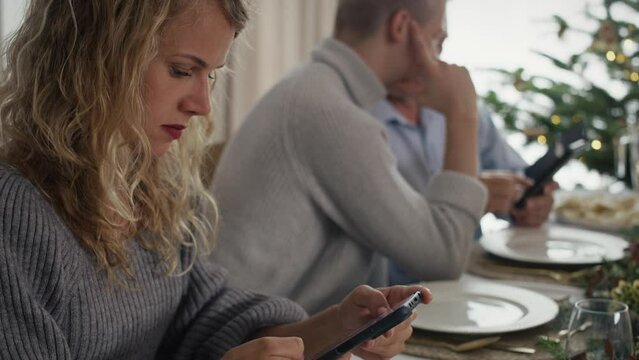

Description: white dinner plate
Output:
[479,225,628,265]
[413,280,559,334]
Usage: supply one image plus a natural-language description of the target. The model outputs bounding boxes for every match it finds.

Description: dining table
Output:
[353,212,628,360]
[391,272,583,360]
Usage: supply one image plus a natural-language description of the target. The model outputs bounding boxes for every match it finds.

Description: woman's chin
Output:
[151,143,172,157]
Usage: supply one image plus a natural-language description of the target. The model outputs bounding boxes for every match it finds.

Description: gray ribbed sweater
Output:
[211,38,488,314]
[0,165,306,359]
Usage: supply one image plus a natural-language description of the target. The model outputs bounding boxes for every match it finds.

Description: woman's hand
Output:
[222,337,305,359]
[353,311,417,359]
[253,285,431,359]
[337,285,432,359]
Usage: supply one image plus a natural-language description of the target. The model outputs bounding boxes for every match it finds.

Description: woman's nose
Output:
[180,78,212,116]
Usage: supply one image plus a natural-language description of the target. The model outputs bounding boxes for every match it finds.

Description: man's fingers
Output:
[512,195,553,226]
[544,181,560,194]
[516,176,535,187]
[409,20,437,72]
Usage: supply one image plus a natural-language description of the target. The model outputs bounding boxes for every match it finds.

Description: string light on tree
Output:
[591,140,603,151]
[482,0,639,181]
[616,53,627,64]
[623,39,638,54]
[537,135,547,145]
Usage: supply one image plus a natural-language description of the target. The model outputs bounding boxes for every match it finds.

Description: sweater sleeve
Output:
[158,257,307,360]
[478,107,528,172]
[0,170,73,359]
[288,99,488,281]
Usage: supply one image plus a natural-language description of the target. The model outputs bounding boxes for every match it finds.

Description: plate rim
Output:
[413,280,559,334]
[479,225,628,265]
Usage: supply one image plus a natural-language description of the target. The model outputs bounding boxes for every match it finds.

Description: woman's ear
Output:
[387,9,411,43]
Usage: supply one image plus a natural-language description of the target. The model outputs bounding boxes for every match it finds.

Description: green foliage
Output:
[612,279,639,314]
[536,336,569,360]
[577,226,639,300]
[482,0,639,179]
[551,227,639,358]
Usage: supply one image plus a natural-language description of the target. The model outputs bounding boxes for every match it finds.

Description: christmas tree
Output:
[483,0,639,182]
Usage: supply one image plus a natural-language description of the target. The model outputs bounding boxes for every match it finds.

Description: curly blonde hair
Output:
[0,0,248,279]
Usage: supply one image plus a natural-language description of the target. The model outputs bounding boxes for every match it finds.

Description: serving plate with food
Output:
[553,191,639,232]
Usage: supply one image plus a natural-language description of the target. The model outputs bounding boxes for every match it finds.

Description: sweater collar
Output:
[311,38,386,111]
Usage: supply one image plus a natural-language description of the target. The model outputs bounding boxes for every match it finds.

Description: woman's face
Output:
[143,2,235,156]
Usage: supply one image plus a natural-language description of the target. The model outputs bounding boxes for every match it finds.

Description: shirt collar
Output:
[311,38,386,111]
[371,99,423,129]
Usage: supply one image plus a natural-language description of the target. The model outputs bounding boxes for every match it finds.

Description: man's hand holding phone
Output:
[479,171,532,215]
[479,171,556,227]
[511,181,558,227]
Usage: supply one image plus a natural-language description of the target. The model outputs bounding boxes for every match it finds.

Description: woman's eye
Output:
[170,66,192,77]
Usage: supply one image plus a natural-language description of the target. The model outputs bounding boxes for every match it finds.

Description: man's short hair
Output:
[334,0,432,40]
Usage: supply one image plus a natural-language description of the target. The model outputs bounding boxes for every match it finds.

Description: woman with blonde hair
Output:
[0,0,430,359]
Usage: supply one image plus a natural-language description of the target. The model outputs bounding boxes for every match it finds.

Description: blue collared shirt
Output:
[371,100,527,194]
[371,100,527,285]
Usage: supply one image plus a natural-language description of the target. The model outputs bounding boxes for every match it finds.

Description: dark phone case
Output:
[311,292,423,360]
[514,123,587,209]
[514,147,572,208]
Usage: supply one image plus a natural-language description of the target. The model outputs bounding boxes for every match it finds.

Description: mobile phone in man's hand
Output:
[515,123,587,208]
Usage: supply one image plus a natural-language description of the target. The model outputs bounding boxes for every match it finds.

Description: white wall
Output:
[444,0,602,99]
[224,0,338,132]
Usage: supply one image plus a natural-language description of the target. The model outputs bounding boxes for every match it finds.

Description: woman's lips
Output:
[162,125,186,140]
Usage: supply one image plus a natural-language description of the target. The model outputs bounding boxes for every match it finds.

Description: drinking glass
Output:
[565,299,634,360]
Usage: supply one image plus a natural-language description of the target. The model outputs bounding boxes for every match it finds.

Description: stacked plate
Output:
[413,224,629,335]
[479,224,628,265]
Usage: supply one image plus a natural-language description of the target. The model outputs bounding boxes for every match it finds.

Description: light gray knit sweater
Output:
[0,165,306,359]
[211,38,488,314]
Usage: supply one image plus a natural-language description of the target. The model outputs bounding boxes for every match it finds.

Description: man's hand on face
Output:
[392,21,478,123]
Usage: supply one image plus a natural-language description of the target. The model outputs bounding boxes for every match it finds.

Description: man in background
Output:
[211,0,487,314]
[373,14,556,284]
[373,100,556,227]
